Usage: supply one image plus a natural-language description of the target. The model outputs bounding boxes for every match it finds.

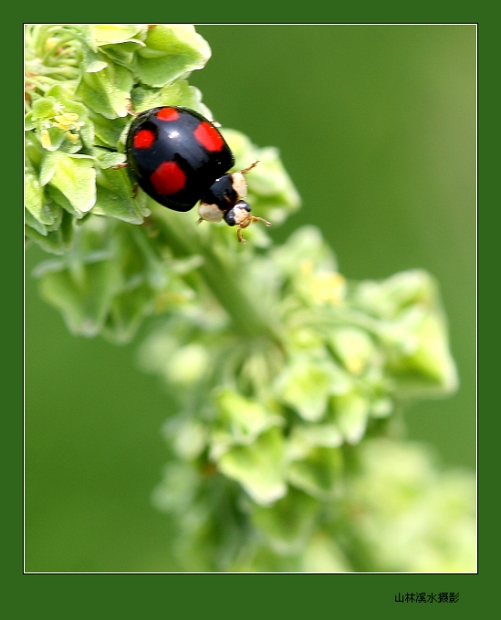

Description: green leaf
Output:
[25,190,63,229]
[90,112,129,148]
[94,167,144,224]
[408,313,458,388]
[24,112,35,131]
[251,488,319,554]
[288,423,343,454]
[32,96,58,120]
[387,311,458,397]
[210,389,283,460]
[25,132,43,168]
[82,47,108,73]
[217,427,287,506]
[38,251,122,336]
[287,446,344,499]
[25,208,47,236]
[25,209,74,255]
[99,41,145,68]
[353,269,437,320]
[46,184,81,218]
[328,327,378,376]
[40,126,67,152]
[134,25,211,87]
[102,281,154,344]
[93,148,126,169]
[331,392,370,445]
[130,80,210,117]
[41,152,96,214]
[77,63,133,119]
[25,158,44,221]
[275,356,348,422]
[90,24,146,46]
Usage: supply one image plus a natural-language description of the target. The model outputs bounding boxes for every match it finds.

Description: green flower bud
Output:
[217,427,287,505]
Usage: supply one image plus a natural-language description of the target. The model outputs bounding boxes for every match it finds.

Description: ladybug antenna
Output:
[240,161,259,175]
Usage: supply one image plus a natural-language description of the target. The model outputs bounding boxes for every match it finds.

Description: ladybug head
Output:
[197,161,270,242]
[223,201,271,244]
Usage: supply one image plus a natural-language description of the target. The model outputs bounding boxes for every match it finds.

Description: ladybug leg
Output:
[237,226,247,244]
[236,216,271,243]
[250,215,271,227]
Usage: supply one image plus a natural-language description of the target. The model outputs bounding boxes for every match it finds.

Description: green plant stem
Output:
[150,200,285,349]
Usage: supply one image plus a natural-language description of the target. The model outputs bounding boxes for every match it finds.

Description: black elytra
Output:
[125,106,271,242]
[126,106,234,212]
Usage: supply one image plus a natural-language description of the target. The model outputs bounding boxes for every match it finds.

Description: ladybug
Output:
[125,106,270,243]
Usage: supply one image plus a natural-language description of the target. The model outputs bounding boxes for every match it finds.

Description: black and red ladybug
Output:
[125,106,270,243]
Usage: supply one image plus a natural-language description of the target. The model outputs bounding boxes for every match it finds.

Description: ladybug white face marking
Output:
[198,202,224,223]
[230,172,247,201]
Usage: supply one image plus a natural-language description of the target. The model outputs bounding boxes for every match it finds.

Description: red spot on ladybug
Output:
[194,121,225,152]
[156,107,180,122]
[150,161,186,195]
[133,128,155,149]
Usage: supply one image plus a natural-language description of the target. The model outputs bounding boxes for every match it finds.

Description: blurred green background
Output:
[25,25,476,572]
